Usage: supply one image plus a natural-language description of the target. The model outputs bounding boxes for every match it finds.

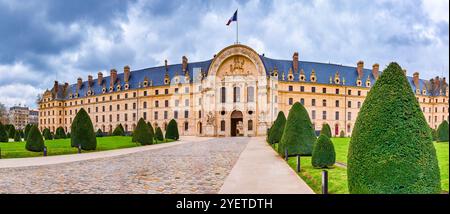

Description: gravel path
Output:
[0,138,249,194]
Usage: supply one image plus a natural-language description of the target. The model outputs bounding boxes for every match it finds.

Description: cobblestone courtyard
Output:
[0,138,250,194]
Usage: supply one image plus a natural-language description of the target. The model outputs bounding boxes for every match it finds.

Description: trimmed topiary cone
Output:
[320,123,332,138]
[113,124,125,136]
[437,120,449,142]
[147,122,155,138]
[165,119,179,140]
[43,128,53,140]
[96,129,103,138]
[14,130,22,142]
[24,124,32,140]
[268,111,286,145]
[279,102,316,156]
[0,122,8,142]
[8,126,16,139]
[312,134,336,168]
[348,62,441,194]
[71,108,97,150]
[25,125,45,152]
[339,130,345,138]
[54,126,66,139]
[133,118,153,145]
[155,127,164,142]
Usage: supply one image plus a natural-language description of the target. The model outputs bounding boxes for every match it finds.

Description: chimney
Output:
[293,52,299,74]
[124,66,130,83]
[413,72,420,88]
[357,61,364,79]
[435,76,440,91]
[77,77,82,90]
[182,56,188,72]
[88,75,93,87]
[64,82,69,89]
[98,72,103,85]
[110,69,117,87]
[372,64,379,80]
[165,59,168,72]
[54,81,59,93]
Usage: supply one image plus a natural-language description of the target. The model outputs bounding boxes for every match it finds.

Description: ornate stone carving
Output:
[206,111,215,125]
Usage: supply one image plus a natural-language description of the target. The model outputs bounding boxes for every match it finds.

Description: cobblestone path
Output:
[0,138,249,194]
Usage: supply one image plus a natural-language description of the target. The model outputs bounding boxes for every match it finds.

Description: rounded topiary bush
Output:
[437,121,449,142]
[112,124,125,136]
[279,102,316,156]
[54,127,66,139]
[71,108,97,150]
[133,118,153,145]
[14,130,22,142]
[96,129,103,137]
[0,122,8,142]
[268,111,286,145]
[320,123,332,138]
[165,119,179,140]
[312,134,336,168]
[155,127,164,142]
[347,62,441,194]
[25,125,45,152]
[339,130,345,138]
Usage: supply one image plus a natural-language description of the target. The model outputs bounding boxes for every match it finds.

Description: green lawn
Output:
[274,138,449,194]
[0,136,175,159]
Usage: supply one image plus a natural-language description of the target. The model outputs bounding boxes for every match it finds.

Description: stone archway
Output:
[230,110,243,137]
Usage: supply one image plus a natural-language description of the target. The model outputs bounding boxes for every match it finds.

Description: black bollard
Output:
[297,155,301,172]
[78,144,82,154]
[43,146,47,157]
[322,170,328,194]
[284,149,288,161]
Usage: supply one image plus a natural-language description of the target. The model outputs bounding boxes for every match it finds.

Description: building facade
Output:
[8,106,38,130]
[38,44,449,137]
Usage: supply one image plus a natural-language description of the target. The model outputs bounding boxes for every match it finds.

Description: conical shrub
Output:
[14,130,22,142]
[43,128,53,140]
[8,125,16,139]
[165,119,179,140]
[25,125,45,152]
[0,122,8,142]
[147,122,155,138]
[54,126,66,139]
[320,123,332,138]
[279,102,316,156]
[71,108,97,150]
[113,124,125,136]
[96,129,103,137]
[133,118,153,145]
[268,111,286,145]
[312,134,336,168]
[339,130,345,138]
[155,127,164,142]
[24,124,32,140]
[347,62,441,194]
[437,121,449,142]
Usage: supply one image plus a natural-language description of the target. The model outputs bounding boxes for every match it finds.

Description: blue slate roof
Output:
[59,56,446,100]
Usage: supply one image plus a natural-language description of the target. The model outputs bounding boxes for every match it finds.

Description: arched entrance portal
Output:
[231,110,243,137]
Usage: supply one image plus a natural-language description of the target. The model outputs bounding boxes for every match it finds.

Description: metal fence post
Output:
[43,146,47,157]
[296,155,301,172]
[284,149,288,161]
[78,144,82,154]
[322,170,328,194]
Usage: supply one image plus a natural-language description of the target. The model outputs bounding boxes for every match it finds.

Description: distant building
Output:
[29,109,39,126]
[38,44,449,137]
[8,106,38,130]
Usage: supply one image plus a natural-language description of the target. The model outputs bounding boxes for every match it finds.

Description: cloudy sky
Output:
[0,0,448,108]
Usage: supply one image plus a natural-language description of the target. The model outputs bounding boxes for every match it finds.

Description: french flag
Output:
[226,10,238,26]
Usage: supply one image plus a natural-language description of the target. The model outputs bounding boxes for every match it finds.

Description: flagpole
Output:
[236,9,239,44]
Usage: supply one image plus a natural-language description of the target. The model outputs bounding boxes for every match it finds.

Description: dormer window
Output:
[116,85,122,91]
[299,75,305,81]
[124,83,129,90]
[422,89,427,95]
[109,86,114,92]
[102,88,107,94]
[415,89,420,94]
[356,80,362,87]
[288,74,294,81]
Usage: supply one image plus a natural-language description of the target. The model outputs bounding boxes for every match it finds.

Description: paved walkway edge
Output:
[219,137,315,194]
[0,136,212,169]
